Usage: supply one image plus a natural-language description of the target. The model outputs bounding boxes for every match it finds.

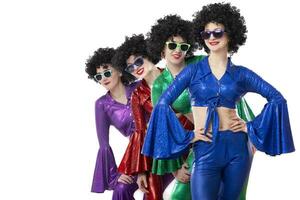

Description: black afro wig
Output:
[147,14,197,61]
[85,47,115,79]
[85,47,133,85]
[112,34,159,83]
[193,2,247,54]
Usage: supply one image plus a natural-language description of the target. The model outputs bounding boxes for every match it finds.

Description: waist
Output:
[192,106,239,131]
[191,102,236,109]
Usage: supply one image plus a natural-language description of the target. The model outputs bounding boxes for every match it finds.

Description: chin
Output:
[209,47,225,53]
[133,74,143,80]
[103,86,111,91]
[171,59,184,65]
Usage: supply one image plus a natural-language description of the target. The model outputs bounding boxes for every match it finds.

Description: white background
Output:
[0,0,299,199]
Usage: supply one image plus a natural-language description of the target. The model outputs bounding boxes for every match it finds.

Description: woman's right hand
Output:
[117,174,134,184]
[192,128,213,143]
[137,173,149,194]
[172,163,190,183]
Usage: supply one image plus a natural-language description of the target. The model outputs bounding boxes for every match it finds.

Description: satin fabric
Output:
[142,56,294,199]
[169,99,255,200]
[151,56,204,175]
[151,56,201,200]
[118,79,154,174]
[169,150,194,200]
[151,56,256,200]
[112,176,139,200]
[191,130,252,200]
[142,56,294,159]
[118,71,174,200]
[91,83,138,194]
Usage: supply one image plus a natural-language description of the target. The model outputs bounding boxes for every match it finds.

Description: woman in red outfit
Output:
[112,34,170,200]
[113,34,183,200]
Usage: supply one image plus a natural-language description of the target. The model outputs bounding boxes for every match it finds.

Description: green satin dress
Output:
[151,55,255,200]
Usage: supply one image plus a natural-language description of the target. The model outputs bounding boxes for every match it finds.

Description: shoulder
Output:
[129,80,140,89]
[126,81,140,95]
[183,60,199,73]
[131,82,144,100]
[186,55,206,65]
[185,57,206,77]
[230,64,264,84]
[133,81,143,93]
[233,65,257,76]
[153,70,167,86]
[95,94,109,110]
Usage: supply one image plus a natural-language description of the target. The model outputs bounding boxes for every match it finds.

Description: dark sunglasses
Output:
[125,56,144,73]
[200,29,225,40]
[93,69,112,82]
[165,42,191,52]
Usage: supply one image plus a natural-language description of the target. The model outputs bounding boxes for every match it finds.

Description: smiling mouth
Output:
[103,81,110,85]
[209,41,219,46]
[172,54,182,59]
[136,67,144,75]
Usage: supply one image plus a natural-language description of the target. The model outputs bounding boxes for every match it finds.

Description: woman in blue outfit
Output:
[142,3,295,200]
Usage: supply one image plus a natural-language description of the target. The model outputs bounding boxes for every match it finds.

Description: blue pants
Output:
[191,131,252,200]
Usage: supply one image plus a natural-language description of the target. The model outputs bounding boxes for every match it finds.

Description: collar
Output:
[201,56,235,79]
[125,81,139,100]
[163,67,174,81]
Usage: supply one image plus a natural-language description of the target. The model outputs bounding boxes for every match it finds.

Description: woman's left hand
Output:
[137,173,149,194]
[230,117,247,133]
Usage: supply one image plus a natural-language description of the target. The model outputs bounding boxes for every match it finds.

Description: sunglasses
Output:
[125,56,144,73]
[93,69,112,82]
[165,42,191,52]
[200,29,225,40]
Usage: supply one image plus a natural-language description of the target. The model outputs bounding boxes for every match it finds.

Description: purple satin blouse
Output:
[91,83,137,193]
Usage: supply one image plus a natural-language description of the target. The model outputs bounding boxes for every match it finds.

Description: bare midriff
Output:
[192,106,239,132]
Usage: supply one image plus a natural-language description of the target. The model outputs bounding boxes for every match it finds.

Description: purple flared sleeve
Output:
[91,98,120,193]
[240,67,295,156]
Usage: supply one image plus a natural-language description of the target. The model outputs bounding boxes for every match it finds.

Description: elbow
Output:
[268,91,286,104]
[158,98,168,105]
[157,92,172,106]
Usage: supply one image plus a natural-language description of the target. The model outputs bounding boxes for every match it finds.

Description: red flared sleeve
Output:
[118,81,153,174]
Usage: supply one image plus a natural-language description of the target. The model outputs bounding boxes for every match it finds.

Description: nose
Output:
[174,47,181,52]
[209,33,216,40]
[100,75,109,83]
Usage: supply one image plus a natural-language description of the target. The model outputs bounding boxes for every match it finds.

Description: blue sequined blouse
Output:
[142,56,295,159]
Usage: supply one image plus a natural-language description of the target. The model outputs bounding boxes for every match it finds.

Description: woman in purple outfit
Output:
[85,47,139,199]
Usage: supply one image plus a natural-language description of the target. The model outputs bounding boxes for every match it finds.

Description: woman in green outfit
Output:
[147,14,255,200]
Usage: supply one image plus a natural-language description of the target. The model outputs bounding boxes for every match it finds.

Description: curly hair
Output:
[85,47,116,79]
[112,34,159,83]
[85,47,133,85]
[147,14,197,61]
[193,2,247,54]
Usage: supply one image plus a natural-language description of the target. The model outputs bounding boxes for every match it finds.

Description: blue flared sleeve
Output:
[240,67,295,156]
[142,64,195,159]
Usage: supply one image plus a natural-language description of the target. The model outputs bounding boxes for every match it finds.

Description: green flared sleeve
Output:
[150,56,205,175]
[151,70,184,174]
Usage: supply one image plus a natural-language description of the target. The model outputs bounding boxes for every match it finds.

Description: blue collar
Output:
[200,56,235,79]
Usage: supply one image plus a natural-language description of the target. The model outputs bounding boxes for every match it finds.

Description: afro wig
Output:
[112,34,159,83]
[147,14,197,61]
[193,2,247,54]
[85,47,133,85]
[85,47,116,79]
